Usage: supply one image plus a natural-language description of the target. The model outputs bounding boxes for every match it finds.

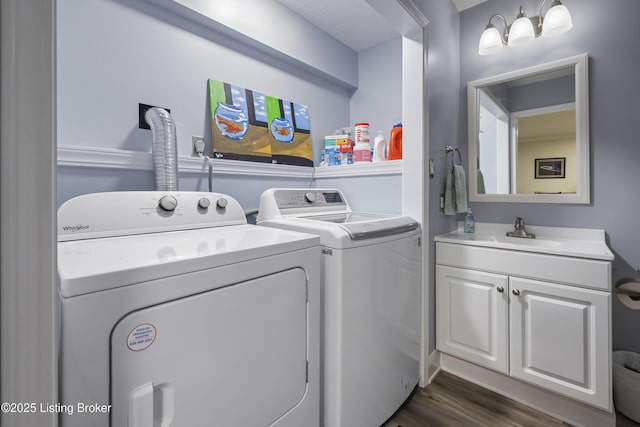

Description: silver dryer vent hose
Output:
[145,107,179,191]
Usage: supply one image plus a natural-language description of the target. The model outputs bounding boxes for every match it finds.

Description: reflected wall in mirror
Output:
[469,54,589,203]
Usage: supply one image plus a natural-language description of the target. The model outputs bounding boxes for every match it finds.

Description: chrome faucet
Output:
[506,217,535,239]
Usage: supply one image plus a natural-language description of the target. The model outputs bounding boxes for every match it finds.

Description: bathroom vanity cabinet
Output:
[435,224,614,414]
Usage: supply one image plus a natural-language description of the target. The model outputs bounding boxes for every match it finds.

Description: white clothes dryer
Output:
[57,191,320,427]
[257,188,422,427]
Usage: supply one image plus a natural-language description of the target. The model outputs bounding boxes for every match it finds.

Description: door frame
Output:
[1,1,57,426]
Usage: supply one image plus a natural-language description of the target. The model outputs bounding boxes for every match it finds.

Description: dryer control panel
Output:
[58,191,247,241]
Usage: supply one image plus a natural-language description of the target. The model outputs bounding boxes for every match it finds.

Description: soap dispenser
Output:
[464,209,475,233]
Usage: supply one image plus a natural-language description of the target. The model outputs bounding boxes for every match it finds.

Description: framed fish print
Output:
[208,79,313,166]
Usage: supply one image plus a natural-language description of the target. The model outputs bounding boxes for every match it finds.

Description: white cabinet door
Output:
[436,265,509,374]
[509,277,611,411]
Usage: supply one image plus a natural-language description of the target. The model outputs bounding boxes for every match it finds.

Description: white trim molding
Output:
[314,161,402,178]
[57,145,402,179]
[441,354,616,427]
[58,145,152,171]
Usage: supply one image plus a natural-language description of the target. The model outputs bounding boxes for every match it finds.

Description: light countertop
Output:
[435,222,614,261]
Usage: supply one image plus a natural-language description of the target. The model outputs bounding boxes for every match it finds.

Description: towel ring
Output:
[446,146,462,166]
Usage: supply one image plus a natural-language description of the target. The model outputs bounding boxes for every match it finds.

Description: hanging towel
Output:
[444,167,457,215]
[477,169,486,194]
[453,164,468,213]
[444,149,468,215]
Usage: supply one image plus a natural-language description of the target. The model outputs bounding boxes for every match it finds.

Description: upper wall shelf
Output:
[57,145,402,179]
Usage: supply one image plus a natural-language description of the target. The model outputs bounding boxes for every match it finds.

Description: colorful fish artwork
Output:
[208,78,313,166]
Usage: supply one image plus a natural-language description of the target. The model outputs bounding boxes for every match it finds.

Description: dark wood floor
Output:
[383,371,640,427]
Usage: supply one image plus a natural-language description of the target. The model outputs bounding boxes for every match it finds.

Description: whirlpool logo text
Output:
[62,224,90,232]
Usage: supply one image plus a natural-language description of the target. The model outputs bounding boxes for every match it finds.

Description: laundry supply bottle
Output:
[353,122,371,163]
[373,130,387,162]
[388,122,403,160]
[464,209,475,233]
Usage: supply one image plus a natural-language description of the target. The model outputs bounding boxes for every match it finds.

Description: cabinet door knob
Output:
[497,286,505,293]
[512,289,521,296]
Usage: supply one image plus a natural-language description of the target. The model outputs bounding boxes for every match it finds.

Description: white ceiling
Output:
[277,0,487,52]
[451,0,487,12]
[276,0,398,52]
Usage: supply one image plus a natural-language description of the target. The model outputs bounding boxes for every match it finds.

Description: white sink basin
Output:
[435,223,614,261]
[467,234,561,248]
[494,235,562,247]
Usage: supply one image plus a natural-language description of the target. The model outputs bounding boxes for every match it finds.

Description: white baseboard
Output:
[427,350,441,384]
[440,353,616,427]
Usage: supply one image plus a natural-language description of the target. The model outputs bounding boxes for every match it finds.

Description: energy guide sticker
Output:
[127,323,156,351]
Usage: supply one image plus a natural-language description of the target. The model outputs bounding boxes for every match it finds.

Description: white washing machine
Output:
[57,191,320,427]
[257,188,422,427]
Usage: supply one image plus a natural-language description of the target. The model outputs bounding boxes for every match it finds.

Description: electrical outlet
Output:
[138,103,171,129]
[192,136,205,157]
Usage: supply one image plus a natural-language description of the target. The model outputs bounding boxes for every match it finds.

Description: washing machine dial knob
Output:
[216,198,228,209]
[198,198,211,209]
[304,192,316,203]
[158,195,178,212]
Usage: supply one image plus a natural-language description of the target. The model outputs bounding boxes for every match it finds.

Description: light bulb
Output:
[542,2,573,37]
[478,26,503,55]
[508,13,535,47]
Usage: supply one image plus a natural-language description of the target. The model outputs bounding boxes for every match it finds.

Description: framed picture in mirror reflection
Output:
[535,157,566,179]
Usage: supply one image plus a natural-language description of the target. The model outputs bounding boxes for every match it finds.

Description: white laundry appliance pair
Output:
[257,188,422,427]
[57,191,320,427]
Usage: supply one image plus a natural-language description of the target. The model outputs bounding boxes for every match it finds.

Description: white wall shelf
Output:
[314,161,402,177]
[58,145,402,180]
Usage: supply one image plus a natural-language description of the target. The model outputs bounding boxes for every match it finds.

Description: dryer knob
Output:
[304,192,316,203]
[158,195,178,212]
[198,198,211,209]
[216,198,228,209]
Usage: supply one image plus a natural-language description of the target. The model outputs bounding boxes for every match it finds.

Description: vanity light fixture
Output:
[478,0,573,56]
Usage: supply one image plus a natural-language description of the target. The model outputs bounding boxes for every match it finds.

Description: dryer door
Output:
[110,268,308,427]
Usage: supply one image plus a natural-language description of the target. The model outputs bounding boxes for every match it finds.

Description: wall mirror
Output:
[468,54,589,203]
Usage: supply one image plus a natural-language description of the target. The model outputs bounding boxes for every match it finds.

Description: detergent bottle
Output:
[373,130,387,162]
[388,122,403,160]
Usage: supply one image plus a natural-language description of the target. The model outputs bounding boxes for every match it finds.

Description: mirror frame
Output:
[468,53,590,204]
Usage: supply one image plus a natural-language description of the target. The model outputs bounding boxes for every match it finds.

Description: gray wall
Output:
[460,0,640,352]
[57,0,351,157]
[350,37,403,137]
[508,74,575,112]
[415,0,463,353]
[57,0,402,212]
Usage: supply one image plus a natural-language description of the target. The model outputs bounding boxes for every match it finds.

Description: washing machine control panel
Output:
[274,189,347,210]
[58,191,247,241]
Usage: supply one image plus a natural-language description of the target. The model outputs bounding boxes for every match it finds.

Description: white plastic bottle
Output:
[373,130,387,162]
